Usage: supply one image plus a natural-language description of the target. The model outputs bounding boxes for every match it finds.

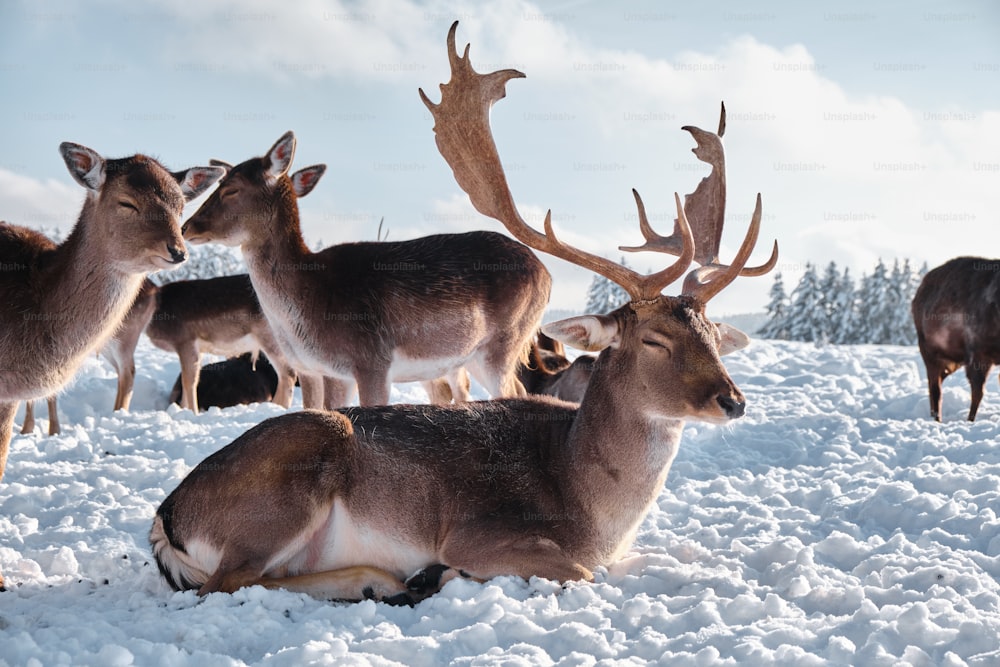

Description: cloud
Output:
[0,169,82,235]
[8,0,999,316]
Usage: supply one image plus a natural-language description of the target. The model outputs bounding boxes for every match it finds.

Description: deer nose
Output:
[717,394,745,419]
[168,245,187,264]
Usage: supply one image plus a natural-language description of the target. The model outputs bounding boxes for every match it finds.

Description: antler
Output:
[620,102,777,298]
[420,21,696,302]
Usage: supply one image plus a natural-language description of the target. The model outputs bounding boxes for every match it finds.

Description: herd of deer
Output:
[0,23,993,602]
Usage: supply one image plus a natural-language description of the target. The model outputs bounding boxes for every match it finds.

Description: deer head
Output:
[183,132,326,248]
[59,143,222,272]
[419,22,776,422]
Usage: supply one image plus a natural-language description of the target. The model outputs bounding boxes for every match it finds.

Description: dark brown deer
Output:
[150,22,777,604]
[0,144,222,589]
[182,134,551,409]
[145,274,298,414]
[168,352,279,410]
[912,256,1000,421]
[517,332,595,403]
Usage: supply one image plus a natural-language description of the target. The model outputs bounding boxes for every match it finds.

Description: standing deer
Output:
[912,256,1000,421]
[0,144,222,589]
[181,135,550,409]
[150,22,777,604]
[19,259,159,435]
[145,274,297,414]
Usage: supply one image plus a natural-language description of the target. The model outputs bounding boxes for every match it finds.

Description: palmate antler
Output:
[420,21,775,304]
[620,102,778,300]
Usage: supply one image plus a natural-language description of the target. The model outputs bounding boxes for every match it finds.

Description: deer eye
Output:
[118,200,140,213]
[642,338,672,355]
[220,188,238,199]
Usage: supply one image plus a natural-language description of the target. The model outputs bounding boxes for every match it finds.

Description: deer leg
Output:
[114,360,136,411]
[467,357,526,399]
[921,355,951,422]
[322,377,355,410]
[46,396,59,436]
[299,373,323,409]
[20,400,36,434]
[439,530,593,585]
[0,400,17,483]
[272,365,297,409]
[422,378,454,405]
[356,371,391,407]
[258,566,412,604]
[965,356,991,422]
[177,343,202,414]
[448,367,472,402]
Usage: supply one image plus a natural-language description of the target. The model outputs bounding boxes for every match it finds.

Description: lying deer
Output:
[181,134,550,409]
[19,262,159,436]
[0,143,221,589]
[145,274,297,414]
[150,22,777,604]
[168,352,279,410]
[912,256,1000,421]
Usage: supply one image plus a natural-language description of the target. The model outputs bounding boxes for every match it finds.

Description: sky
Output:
[1,0,998,317]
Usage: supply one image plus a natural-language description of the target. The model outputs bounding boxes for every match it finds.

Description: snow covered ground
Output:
[1,336,999,666]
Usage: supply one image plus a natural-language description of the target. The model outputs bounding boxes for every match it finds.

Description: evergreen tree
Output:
[818,261,841,340]
[583,256,631,314]
[829,267,858,344]
[854,259,893,343]
[885,259,917,345]
[757,272,791,339]
[785,263,827,343]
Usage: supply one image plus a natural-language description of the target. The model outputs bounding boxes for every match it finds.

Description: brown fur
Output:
[182,133,551,408]
[518,332,595,403]
[145,274,297,413]
[151,296,751,602]
[912,256,1000,421]
[0,146,221,590]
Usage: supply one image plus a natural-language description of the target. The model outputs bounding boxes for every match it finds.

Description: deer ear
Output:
[175,166,226,202]
[209,158,233,173]
[543,314,620,352]
[291,164,326,198]
[716,322,750,356]
[265,131,296,181]
[60,142,106,193]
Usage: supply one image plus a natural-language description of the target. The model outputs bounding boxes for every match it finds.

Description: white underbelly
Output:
[199,334,259,359]
[278,499,435,580]
[387,351,470,383]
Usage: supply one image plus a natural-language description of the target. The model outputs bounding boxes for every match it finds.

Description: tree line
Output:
[757,259,927,345]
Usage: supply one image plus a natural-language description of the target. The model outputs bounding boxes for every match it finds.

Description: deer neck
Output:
[564,349,685,560]
[38,208,145,370]
[241,202,314,290]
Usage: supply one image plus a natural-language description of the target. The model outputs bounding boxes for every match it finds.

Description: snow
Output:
[2,337,1000,666]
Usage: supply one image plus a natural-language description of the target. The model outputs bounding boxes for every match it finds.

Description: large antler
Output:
[420,21,774,303]
[620,102,778,299]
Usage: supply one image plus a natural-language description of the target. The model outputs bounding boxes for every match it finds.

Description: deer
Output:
[181,133,551,410]
[19,257,159,436]
[168,352,280,410]
[149,22,777,605]
[517,332,595,404]
[0,144,222,589]
[145,273,298,414]
[911,256,1000,421]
